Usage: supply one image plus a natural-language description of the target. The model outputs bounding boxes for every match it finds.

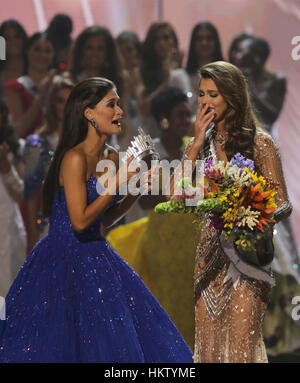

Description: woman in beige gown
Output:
[171,61,292,363]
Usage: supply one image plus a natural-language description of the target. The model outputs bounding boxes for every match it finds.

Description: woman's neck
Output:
[27,67,49,85]
[82,132,107,161]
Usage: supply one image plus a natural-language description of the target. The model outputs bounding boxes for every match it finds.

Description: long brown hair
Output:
[70,26,123,96]
[141,21,178,95]
[199,61,259,160]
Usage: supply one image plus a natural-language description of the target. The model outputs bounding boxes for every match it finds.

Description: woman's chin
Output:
[112,125,122,135]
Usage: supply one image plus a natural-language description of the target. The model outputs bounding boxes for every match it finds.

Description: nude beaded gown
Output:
[184,130,292,363]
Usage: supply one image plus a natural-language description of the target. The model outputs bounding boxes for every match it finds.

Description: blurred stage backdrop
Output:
[0,0,299,250]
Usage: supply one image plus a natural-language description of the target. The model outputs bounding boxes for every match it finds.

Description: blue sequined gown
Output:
[0,175,193,363]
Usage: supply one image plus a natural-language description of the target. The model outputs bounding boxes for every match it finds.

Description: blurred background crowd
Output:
[0,0,299,362]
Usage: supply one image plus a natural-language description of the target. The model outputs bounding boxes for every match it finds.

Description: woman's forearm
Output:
[103,194,140,229]
[75,189,117,232]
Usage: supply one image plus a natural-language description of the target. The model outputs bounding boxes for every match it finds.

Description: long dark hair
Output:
[42,77,115,217]
[0,19,28,73]
[186,22,223,75]
[141,21,178,95]
[70,26,123,95]
[199,61,258,160]
[46,13,73,68]
[46,13,73,50]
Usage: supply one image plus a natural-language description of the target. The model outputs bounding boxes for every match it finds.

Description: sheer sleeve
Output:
[182,137,195,160]
[253,131,292,222]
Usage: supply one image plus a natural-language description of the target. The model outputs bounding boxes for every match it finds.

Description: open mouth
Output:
[112,119,121,127]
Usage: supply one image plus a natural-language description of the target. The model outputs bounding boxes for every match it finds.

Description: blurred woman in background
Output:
[0,99,26,296]
[0,19,28,99]
[23,74,74,254]
[117,30,141,73]
[229,33,286,136]
[70,25,129,148]
[116,30,143,151]
[46,13,73,68]
[134,21,183,138]
[169,21,223,117]
[4,32,55,139]
[70,26,125,93]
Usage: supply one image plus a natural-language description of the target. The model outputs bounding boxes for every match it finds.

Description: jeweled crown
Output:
[122,128,160,163]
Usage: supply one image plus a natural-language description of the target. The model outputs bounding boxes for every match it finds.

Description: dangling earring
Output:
[160,118,169,130]
[89,118,100,132]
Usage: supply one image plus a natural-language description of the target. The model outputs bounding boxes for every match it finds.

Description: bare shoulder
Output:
[60,147,87,186]
[62,147,86,168]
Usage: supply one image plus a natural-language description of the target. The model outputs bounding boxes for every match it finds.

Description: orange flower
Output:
[264,207,276,214]
[253,190,273,202]
[209,179,220,194]
[251,183,261,194]
[252,202,263,210]
[257,215,276,232]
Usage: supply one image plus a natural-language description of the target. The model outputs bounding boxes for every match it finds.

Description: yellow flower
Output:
[245,169,266,186]
[266,199,277,210]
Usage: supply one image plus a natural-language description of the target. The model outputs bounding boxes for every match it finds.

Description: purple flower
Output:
[230,153,254,172]
[209,214,225,230]
[204,160,214,175]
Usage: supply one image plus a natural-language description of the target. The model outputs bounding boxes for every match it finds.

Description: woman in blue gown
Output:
[0,77,193,363]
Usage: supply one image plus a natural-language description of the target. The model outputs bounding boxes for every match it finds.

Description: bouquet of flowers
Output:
[155,153,278,267]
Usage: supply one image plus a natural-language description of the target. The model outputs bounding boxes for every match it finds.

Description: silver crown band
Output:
[122,128,160,163]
